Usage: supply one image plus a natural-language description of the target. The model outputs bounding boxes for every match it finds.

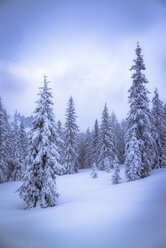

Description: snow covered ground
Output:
[0,167,166,248]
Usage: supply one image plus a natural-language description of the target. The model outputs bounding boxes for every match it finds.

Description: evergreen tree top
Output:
[101,103,110,130]
[94,119,99,126]
[94,119,99,133]
[152,87,165,128]
[65,96,77,117]
[152,88,164,108]
[129,43,149,93]
[65,96,79,132]
[33,75,55,125]
[130,42,146,72]
[128,43,150,107]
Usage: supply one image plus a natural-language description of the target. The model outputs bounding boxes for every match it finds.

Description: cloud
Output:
[0,0,166,130]
[0,62,27,93]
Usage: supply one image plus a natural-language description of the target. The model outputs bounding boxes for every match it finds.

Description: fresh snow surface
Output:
[0,167,166,248]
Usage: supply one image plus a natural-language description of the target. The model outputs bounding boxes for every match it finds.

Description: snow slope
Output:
[0,167,166,248]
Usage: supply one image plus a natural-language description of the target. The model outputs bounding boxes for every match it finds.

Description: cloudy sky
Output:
[0,0,166,131]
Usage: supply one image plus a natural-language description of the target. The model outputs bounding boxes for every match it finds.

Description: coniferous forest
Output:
[0,43,166,210]
[1,0,166,246]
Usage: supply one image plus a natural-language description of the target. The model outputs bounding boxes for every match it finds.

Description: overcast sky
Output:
[0,0,166,131]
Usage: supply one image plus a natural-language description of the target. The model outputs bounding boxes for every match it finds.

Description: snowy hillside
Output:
[0,167,166,248]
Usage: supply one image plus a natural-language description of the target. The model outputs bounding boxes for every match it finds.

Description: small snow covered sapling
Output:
[91,163,98,178]
[112,157,121,184]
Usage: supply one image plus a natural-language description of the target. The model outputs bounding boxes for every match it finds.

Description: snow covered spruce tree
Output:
[98,104,115,172]
[109,113,118,159]
[91,119,100,167]
[2,109,14,181]
[18,75,59,209]
[151,88,166,168]
[125,42,154,180]
[110,113,125,164]
[19,120,28,164]
[125,129,142,181]
[77,134,86,169]
[11,112,23,181]
[56,120,65,174]
[118,120,126,164]
[64,96,79,174]
[0,98,10,183]
[84,128,93,168]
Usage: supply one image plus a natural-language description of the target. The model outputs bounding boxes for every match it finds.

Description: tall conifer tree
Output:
[3,109,13,181]
[92,119,100,167]
[125,42,154,180]
[11,112,23,181]
[98,104,115,172]
[56,120,65,175]
[77,134,86,169]
[64,96,79,174]
[18,75,59,209]
[0,98,7,183]
[19,120,28,161]
[151,88,166,168]
[0,99,13,182]
[84,128,93,168]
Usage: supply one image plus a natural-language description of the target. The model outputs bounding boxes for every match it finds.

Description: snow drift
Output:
[0,167,166,248]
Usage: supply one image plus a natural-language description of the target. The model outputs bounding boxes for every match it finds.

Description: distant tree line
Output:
[0,43,166,208]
